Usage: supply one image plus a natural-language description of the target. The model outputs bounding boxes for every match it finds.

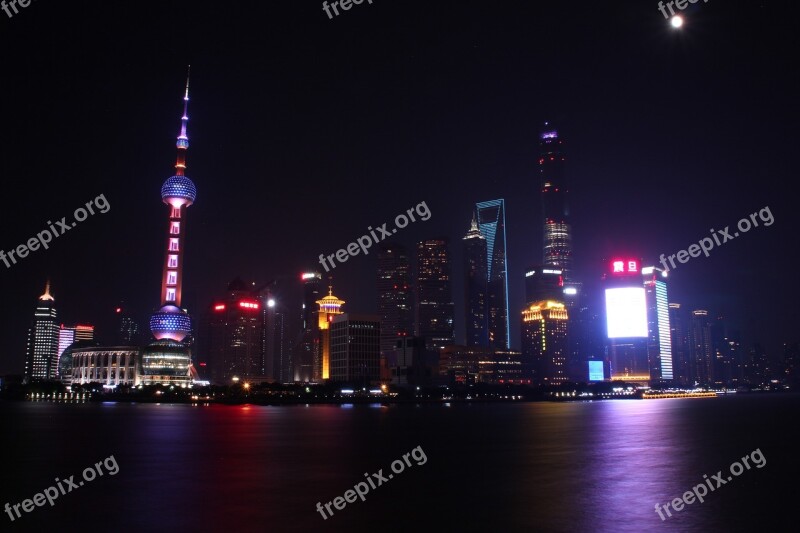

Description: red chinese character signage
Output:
[610,258,639,275]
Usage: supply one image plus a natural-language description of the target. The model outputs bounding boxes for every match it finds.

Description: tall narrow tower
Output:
[463,213,488,347]
[643,266,673,383]
[415,239,455,350]
[316,284,345,380]
[24,281,59,381]
[689,310,713,386]
[143,71,197,385]
[377,244,412,354]
[294,272,322,382]
[148,71,196,343]
[539,123,572,277]
[475,199,510,350]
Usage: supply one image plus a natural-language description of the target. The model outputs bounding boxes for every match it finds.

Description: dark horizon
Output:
[1,0,798,376]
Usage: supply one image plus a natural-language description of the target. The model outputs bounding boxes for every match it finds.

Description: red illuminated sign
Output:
[213,304,226,311]
[239,301,260,310]
[611,259,639,275]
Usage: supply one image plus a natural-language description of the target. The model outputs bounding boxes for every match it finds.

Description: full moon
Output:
[671,15,684,28]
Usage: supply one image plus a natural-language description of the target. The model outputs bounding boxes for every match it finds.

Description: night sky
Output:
[0,0,797,375]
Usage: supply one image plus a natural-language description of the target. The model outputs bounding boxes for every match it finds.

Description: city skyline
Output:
[0,2,796,378]
[2,2,798,531]
[3,129,793,378]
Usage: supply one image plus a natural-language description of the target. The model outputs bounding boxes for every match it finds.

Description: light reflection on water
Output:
[1,395,796,532]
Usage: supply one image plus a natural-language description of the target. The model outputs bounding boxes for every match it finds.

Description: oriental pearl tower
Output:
[141,70,197,385]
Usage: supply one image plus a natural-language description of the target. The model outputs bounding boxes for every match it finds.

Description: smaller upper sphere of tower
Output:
[161,175,197,207]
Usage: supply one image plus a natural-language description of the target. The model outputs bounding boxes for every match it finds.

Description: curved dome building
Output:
[140,340,193,384]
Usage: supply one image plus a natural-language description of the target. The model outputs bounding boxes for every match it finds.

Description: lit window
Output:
[167,271,178,285]
[170,222,181,235]
[169,238,180,251]
[166,288,176,302]
[171,207,181,219]
[168,255,178,268]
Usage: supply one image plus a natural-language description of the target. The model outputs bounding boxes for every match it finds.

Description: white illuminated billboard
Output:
[605,287,648,338]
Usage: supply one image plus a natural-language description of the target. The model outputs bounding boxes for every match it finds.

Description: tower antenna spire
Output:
[175,65,191,176]
[40,279,54,301]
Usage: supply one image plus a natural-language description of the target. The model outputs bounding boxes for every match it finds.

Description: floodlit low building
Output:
[68,346,141,387]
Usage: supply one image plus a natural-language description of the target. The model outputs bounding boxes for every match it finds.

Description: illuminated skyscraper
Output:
[475,200,510,350]
[24,281,59,381]
[688,310,713,386]
[783,342,800,389]
[316,284,345,380]
[329,313,381,385]
[604,258,650,383]
[521,300,569,384]
[669,303,690,386]
[744,343,772,387]
[415,239,454,350]
[710,317,741,388]
[377,244,412,354]
[302,273,322,333]
[143,72,196,385]
[207,278,263,384]
[57,328,74,372]
[524,266,564,303]
[463,213,488,347]
[539,123,572,276]
[294,272,322,382]
[261,289,288,383]
[56,324,94,378]
[642,267,673,383]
